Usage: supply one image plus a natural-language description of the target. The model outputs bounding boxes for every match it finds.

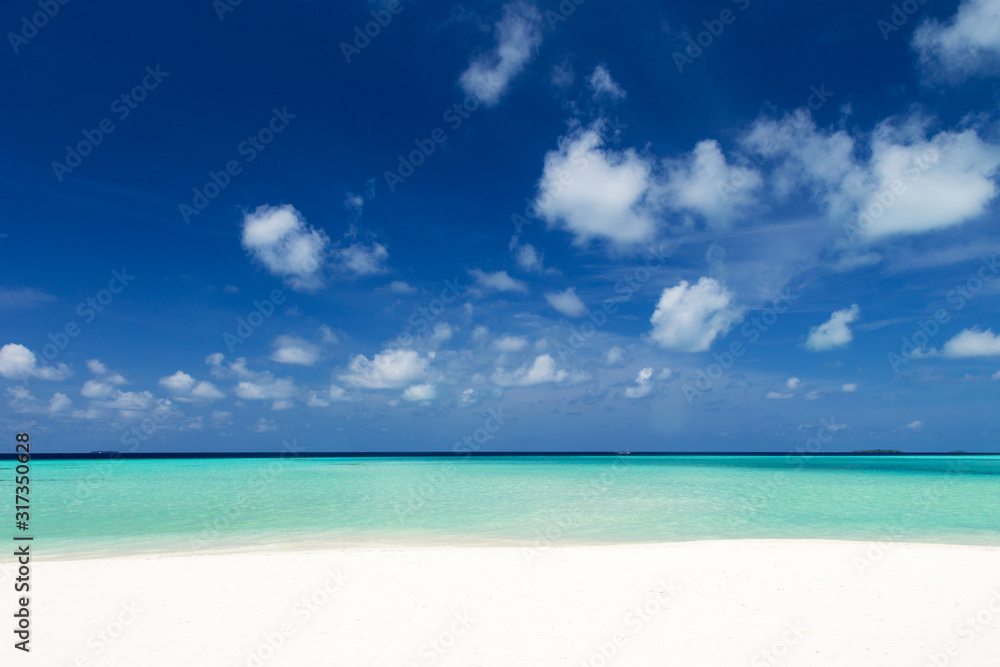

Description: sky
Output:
[2,0,1000,453]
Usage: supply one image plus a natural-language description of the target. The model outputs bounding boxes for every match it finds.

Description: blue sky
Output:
[2,0,1000,452]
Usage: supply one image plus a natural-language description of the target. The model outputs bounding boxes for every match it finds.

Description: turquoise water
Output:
[8,455,1000,558]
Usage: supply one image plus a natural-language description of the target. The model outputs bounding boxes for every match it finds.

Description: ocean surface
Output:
[10,455,1000,558]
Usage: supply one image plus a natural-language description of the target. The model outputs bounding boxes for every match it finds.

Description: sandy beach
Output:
[18,539,1000,666]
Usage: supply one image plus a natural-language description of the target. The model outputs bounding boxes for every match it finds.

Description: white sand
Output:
[20,540,1000,666]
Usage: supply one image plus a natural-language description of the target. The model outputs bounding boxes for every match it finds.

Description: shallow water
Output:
[11,455,1000,557]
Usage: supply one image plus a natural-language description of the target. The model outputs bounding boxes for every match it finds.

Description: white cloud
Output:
[159,371,225,402]
[270,335,321,366]
[605,346,626,365]
[494,335,528,352]
[842,383,858,393]
[340,349,432,389]
[535,122,658,247]
[336,241,389,276]
[766,391,794,400]
[662,140,761,228]
[6,386,72,414]
[388,280,416,294]
[469,269,528,293]
[430,322,454,344]
[492,354,583,387]
[805,305,860,352]
[49,392,72,413]
[804,390,822,400]
[544,287,587,317]
[459,2,543,106]
[859,125,1000,238]
[253,417,278,432]
[912,0,1000,81]
[743,108,1000,240]
[906,420,925,431]
[649,278,745,352]
[241,204,329,291]
[235,377,297,402]
[785,377,801,390]
[624,367,653,398]
[81,380,114,399]
[402,383,436,402]
[515,243,544,272]
[587,65,626,101]
[0,344,72,381]
[86,359,107,375]
[941,328,1000,358]
[742,109,863,221]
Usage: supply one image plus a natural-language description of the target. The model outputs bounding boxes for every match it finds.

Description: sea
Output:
[11,454,1000,558]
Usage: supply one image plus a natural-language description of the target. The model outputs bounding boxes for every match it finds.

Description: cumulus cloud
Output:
[805,305,860,352]
[906,420,925,431]
[785,377,801,390]
[241,204,330,291]
[842,383,858,393]
[766,391,794,399]
[605,346,626,365]
[388,280,416,294]
[6,386,72,414]
[662,140,761,228]
[235,376,297,403]
[624,367,654,398]
[743,108,1000,240]
[544,287,587,317]
[492,354,583,387]
[912,0,1000,81]
[469,268,528,293]
[159,371,225,402]
[340,349,432,389]
[587,65,626,101]
[85,359,127,385]
[402,383,436,402]
[514,243,544,272]
[270,335,322,366]
[941,328,1000,358]
[858,124,1000,238]
[0,344,72,381]
[494,335,528,352]
[535,122,658,246]
[459,2,542,106]
[649,278,745,352]
[335,241,389,276]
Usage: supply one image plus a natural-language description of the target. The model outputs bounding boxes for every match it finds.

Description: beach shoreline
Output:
[22,539,1000,666]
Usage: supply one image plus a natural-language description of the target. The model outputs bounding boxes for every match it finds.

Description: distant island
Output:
[852,449,905,454]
